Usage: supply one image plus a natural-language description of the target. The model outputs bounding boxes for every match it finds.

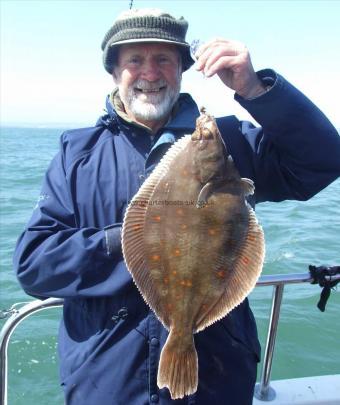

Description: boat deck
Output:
[253,374,340,405]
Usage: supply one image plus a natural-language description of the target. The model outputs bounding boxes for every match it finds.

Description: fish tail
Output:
[157,329,198,399]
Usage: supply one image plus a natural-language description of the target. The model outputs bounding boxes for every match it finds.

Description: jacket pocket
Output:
[219,309,261,362]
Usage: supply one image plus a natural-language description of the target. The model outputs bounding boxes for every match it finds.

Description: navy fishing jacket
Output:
[14,70,340,405]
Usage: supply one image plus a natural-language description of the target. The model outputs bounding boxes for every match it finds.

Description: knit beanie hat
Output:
[101,8,195,74]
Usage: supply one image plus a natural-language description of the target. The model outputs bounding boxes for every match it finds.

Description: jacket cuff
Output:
[234,68,278,102]
[234,68,315,130]
[104,223,122,256]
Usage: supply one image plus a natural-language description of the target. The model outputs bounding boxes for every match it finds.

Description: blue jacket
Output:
[13,70,340,405]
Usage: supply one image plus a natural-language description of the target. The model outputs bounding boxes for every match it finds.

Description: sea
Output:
[0,126,339,404]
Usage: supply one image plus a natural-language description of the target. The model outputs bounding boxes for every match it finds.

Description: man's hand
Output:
[194,38,267,99]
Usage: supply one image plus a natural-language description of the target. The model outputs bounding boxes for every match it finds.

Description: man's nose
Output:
[140,60,161,81]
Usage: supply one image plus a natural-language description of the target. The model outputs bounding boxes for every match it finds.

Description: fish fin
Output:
[122,135,192,328]
[157,329,198,399]
[241,178,255,196]
[196,182,214,208]
[195,204,265,332]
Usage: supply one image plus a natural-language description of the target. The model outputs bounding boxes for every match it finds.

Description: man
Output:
[13,8,340,405]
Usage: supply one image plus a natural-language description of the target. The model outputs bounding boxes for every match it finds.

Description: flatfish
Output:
[122,110,265,399]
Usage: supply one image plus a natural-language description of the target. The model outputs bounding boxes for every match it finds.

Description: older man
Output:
[14,8,340,405]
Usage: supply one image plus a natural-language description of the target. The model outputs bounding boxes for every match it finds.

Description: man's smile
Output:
[134,85,167,94]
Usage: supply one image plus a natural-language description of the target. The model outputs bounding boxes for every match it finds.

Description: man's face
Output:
[113,43,182,124]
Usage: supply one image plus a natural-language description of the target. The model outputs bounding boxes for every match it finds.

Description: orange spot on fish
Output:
[208,228,217,235]
[182,169,188,176]
[167,303,173,310]
[172,270,177,276]
[163,277,169,284]
[176,208,184,216]
[179,279,192,288]
[153,215,161,222]
[242,257,250,265]
[133,224,142,231]
[173,249,181,257]
[181,224,188,230]
[217,270,226,279]
[151,254,161,262]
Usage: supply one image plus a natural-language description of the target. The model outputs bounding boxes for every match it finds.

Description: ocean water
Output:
[0,126,339,404]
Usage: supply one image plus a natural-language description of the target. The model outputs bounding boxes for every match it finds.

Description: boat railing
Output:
[1,271,340,405]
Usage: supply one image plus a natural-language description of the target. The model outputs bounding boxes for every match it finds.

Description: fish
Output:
[121,109,265,399]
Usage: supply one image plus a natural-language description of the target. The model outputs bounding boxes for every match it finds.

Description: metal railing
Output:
[254,272,317,401]
[1,272,339,405]
[0,298,64,405]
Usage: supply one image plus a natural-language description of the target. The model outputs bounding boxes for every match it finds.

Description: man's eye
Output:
[158,56,170,64]
[128,57,141,65]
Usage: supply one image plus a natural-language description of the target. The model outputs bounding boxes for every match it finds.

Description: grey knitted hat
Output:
[101,9,195,74]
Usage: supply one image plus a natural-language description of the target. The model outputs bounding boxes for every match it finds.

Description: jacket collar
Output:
[102,90,200,135]
[163,93,200,133]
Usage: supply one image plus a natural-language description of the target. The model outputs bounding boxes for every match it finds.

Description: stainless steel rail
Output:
[0,298,64,405]
[1,272,339,404]
[254,284,284,401]
[254,272,340,401]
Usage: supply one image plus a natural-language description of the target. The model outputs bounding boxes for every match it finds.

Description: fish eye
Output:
[205,153,220,162]
[202,128,213,139]
[191,130,201,141]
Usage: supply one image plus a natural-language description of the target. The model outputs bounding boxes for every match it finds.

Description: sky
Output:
[1,0,340,128]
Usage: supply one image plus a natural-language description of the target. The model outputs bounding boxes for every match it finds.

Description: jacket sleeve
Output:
[13,143,124,299]
[235,69,340,203]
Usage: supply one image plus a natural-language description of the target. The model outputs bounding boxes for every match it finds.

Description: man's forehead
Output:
[119,42,180,56]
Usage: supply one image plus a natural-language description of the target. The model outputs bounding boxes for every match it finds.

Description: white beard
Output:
[118,77,181,122]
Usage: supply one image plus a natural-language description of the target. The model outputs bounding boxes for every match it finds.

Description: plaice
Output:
[122,110,265,399]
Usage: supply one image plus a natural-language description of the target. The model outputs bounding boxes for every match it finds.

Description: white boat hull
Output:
[253,375,340,405]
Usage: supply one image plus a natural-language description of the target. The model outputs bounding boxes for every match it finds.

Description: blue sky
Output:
[1,0,340,127]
